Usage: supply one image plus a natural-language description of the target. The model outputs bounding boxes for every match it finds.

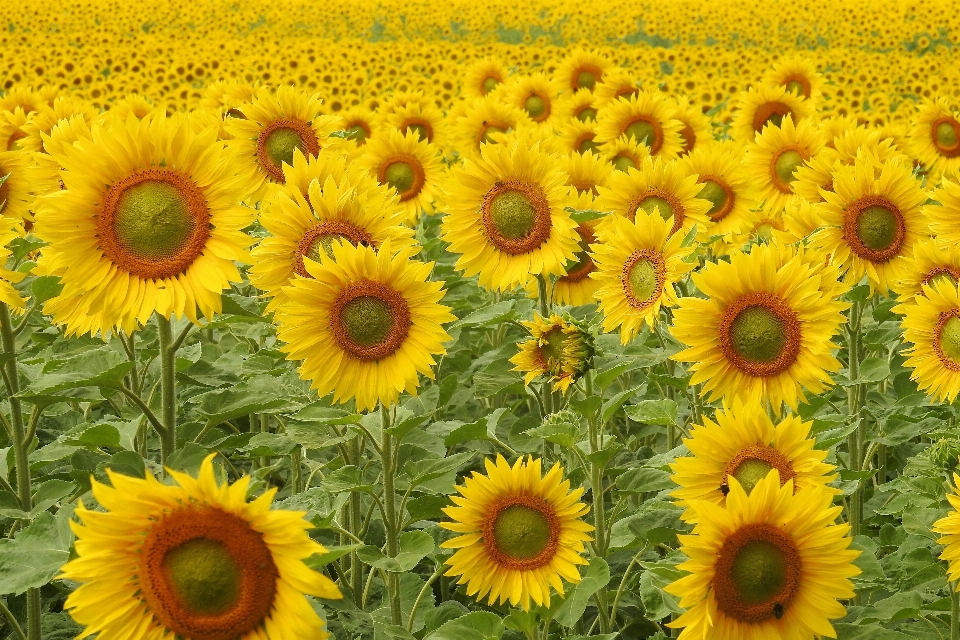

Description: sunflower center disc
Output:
[345,125,368,143]
[264,127,308,170]
[699,179,729,217]
[481,124,506,144]
[490,190,537,240]
[856,204,898,251]
[940,316,960,363]
[578,136,599,155]
[540,328,566,364]
[113,180,196,262]
[407,123,428,141]
[927,270,960,290]
[482,76,500,94]
[936,121,960,151]
[729,306,787,364]
[785,80,805,95]
[732,459,774,494]
[340,296,395,349]
[576,70,597,90]
[613,155,636,172]
[524,95,546,119]
[731,540,790,605]
[163,538,241,615]
[625,119,656,147]
[493,504,552,560]
[628,259,658,303]
[384,161,416,193]
[774,149,804,190]
[577,107,598,122]
[637,195,676,221]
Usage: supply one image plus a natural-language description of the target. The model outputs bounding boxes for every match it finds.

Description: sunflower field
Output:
[2,0,960,639]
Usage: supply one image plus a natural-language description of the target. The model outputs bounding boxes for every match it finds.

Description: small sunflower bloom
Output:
[510,313,595,393]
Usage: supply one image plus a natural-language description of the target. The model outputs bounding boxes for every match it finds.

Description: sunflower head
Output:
[510,313,596,393]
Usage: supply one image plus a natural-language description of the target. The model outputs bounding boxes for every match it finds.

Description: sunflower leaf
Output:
[551,557,610,628]
[0,504,74,595]
[425,611,504,640]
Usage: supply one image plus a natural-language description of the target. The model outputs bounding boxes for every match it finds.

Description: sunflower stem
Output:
[536,275,554,423]
[157,314,177,467]
[348,435,365,601]
[380,405,403,626]
[0,303,40,640]
[846,298,863,542]
[584,372,611,633]
[0,597,26,640]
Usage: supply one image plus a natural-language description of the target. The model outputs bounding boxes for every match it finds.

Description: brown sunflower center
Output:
[97,168,211,281]
[345,123,369,144]
[332,280,410,361]
[295,220,373,277]
[771,147,805,193]
[719,293,801,377]
[483,495,559,570]
[137,505,278,640]
[932,117,960,157]
[524,94,549,121]
[723,444,796,495]
[612,154,637,173]
[378,155,425,202]
[698,176,735,222]
[714,523,801,623]
[936,311,960,371]
[255,117,320,183]
[782,75,811,98]
[630,188,684,234]
[481,180,553,255]
[923,267,960,290]
[842,196,905,263]
[575,67,601,91]
[752,101,793,134]
[482,76,501,95]
[578,134,600,155]
[576,106,598,122]
[622,248,665,309]
[562,224,597,282]
[623,117,663,153]
[6,130,26,151]
[404,120,432,142]
[680,123,696,155]
[478,121,508,146]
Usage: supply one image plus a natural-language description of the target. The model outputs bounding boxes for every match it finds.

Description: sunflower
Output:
[29,115,94,202]
[251,149,415,312]
[0,86,49,115]
[555,48,610,92]
[510,314,595,393]
[501,73,564,126]
[20,95,98,153]
[792,148,840,205]
[774,200,826,245]
[339,105,379,146]
[893,279,960,402]
[553,206,602,306]
[909,97,960,179]
[595,155,711,237]
[597,135,651,173]
[60,454,342,640]
[555,88,599,123]
[680,141,760,238]
[932,475,960,586]
[440,134,579,292]
[199,79,261,119]
[730,84,814,143]
[109,93,164,120]
[381,100,448,150]
[926,176,960,247]
[744,115,824,214]
[592,69,640,106]
[0,107,31,152]
[892,238,960,302]
[359,127,443,225]
[0,149,34,224]
[557,118,600,156]
[274,240,453,411]
[832,126,909,166]
[590,208,695,343]
[666,472,859,639]
[762,56,824,103]
[440,455,593,611]
[809,154,929,295]
[0,220,26,309]
[671,243,849,412]
[563,149,613,196]
[451,95,531,157]
[670,399,836,522]
[225,85,346,201]
[670,95,713,156]
[33,112,254,337]
[594,92,684,159]
[463,58,509,99]
[376,90,434,117]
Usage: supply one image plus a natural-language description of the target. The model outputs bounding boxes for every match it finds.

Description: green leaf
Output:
[565,206,608,223]
[284,422,353,450]
[585,442,622,468]
[832,624,911,639]
[308,544,365,568]
[426,611,504,640]
[444,408,506,447]
[323,466,376,494]
[406,495,450,522]
[552,558,610,628]
[616,467,675,493]
[165,442,210,475]
[450,301,516,329]
[525,419,580,449]
[30,275,63,303]
[593,358,634,390]
[375,625,417,640]
[9,236,46,262]
[841,357,890,386]
[624,400,678,426]
[240,433,297,457]
[847,284,872,302]
[626,508,685,545]
[18,349,133,403]
[406,451,472,488]
[356,530,435,572]
[859,591,922,622]
[0,505,74,595]
[194,374,300,428]
[601,386,640,424]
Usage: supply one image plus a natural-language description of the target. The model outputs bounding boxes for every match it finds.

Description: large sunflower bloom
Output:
[60,454,342,640]
[462,58,509,99]
[594,92,684,160]
[590,209,694,343]
[892,237,960,302]
[909,97,960,179]
[666,472,860,639]
[671,399,836,522]
[893,279,960,403]
[555,48,610,93]
[440,455,593,611]
[274,240,454,411]
[33,113,254,337]
[730,84,814,143]
[0,221,26,309]
[925,176,960,247]
[359,127,444,224]
[451,95,531,158]
[762,56,824,104]
[0,149,33,224]
[671,243,849,412]
[809,154,929,295]
[441,134,579,292]
[680,141,761,238]
[932,475,960,586]
[744,115,824,214]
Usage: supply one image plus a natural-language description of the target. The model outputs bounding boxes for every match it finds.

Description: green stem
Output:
[0,596,27,640]
[846,299,862,540]
[157,315,177,467]
[536,274,553,421]
[407,565,443,632]
[380,406,402,626]
[348,435,365,601]
[0,304,39,640]
[584,373,610,634]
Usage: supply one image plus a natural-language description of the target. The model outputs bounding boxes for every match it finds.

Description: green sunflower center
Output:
[524,95,546,119]
[340,296,395,348]
[624,119,656,146]
[6,130,25,152]
[698,179,729,216]
[406,123,428,141]
[384,161,416,193]
[490,190,537,240]
[576,107,598,122]
[785,80,805,95]
[482,77,500,94]
[638,195,676,221]
[345,125,368,143]
[578,137,599,154]
[731,540,790,605]
[774,150,803,187]
[628,259,658,303]
[163,538,241,615]
[482,125,506,144]
[856,205,898,251]
[307,234,350,261]
[762,112,786,130]
[493,504,552,560]
[928,271,959,290]
[540,328,566,364]
[612,155,636,172]
[113,180,196,261]
[940,316,960,363]
[731,458,774,494]
[264,127,306,169]
[576,70,597,90]
[936,121,959,149]
[729,306,787,364]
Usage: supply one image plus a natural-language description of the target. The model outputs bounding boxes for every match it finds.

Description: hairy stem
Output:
[381,406,402,625]
[157,315,178,466]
